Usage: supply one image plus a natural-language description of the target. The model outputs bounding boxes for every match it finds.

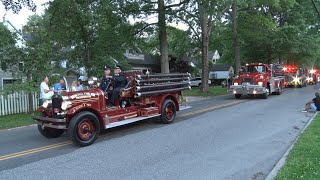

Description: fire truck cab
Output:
[32,72,191,146]
[228,63,285,99]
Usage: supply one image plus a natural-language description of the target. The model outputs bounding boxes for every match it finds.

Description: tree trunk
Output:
[158,0,170,73]
[199,3,209,93]
[232,0,240,76]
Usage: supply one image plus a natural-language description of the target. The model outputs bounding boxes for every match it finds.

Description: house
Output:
[124,47,160,73]
[0,17,26,90]
[209,64,234,81]
[209,50,220,64]
[124,46,193,73]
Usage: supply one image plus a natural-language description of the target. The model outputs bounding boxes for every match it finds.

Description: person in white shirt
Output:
[39,76,53,106]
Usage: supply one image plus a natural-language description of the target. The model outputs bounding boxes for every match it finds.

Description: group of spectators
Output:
[39,76,83,105]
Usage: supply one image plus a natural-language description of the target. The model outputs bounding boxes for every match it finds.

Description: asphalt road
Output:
[0,85,318,180]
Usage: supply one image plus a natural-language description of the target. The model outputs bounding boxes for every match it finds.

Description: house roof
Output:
[210,64,233,71]
[126,53,159,65]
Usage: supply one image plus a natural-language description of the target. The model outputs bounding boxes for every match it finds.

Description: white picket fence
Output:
[0,92,39,116]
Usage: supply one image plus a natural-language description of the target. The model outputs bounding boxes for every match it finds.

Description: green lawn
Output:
[276,114,320,180]
[0,113,35,130]
[183,86,227,97]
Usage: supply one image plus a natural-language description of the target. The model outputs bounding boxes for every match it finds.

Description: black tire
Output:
[235,94,241,99]
[262,85,270,99]
[37,113,64,138]
[160,99,177,124]
[68,111,100,147]
[273,83,282,95]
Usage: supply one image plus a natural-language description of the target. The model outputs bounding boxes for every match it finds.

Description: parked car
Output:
[190,77,212,87]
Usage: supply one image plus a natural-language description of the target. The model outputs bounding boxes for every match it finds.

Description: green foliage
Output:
[183,86,227,97]
[275,115,320,180]
[0,113,35,129]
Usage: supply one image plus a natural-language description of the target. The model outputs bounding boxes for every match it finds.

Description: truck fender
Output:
[156,94,180,112]
[66,107,104,128]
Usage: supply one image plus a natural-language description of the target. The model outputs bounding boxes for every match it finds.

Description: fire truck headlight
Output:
[42,100,51,108]
[61,101,72,110]
[234,82,239,86]
[253,90,257,94]
[233,90,237,94]
[258,82,263,86]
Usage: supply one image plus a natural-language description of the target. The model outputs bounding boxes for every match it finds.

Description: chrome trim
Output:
[34,121,66,129]
[32,114,66,123]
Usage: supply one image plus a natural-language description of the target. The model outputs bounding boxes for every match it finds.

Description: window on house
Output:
[3,79,17,85]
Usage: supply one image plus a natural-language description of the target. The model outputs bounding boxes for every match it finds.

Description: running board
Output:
[105,105,192,129]
[106,114,160,129]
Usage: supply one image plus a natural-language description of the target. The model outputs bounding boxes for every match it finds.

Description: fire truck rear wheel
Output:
[69,111,100,147]
[160,99,176,124]
[37,113,64,138]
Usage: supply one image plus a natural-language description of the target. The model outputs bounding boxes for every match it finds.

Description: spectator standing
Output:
[40,76,53,105]
[71,81,77,91]
[76,79,84,91]
[54,79,65,91]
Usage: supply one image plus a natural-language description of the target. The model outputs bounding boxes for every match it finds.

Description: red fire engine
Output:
[307,68,318,85]
[229,63,285,99]
[282,65,307,88]
[32,72,191,146]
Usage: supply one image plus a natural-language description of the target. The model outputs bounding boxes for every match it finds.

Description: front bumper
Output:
[285,81,302,86]
[32,114,67,129]
[228,84,267,95]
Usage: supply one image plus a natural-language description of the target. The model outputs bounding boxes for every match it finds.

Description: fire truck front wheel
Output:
[235,94,241,99]
[69,111,100,147]
[37,113,64,138]
[160,99,177,124]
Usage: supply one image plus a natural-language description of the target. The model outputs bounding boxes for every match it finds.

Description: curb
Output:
[265,112,318,180]
[0,124,36,132]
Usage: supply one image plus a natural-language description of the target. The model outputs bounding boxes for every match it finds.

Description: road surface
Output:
[0,85,318,179]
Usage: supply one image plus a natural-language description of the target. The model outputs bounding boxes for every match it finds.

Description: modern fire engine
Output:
[282,65,307,88]
[306,68,318,85]
[228,63,285,99]
[32,71,191,146]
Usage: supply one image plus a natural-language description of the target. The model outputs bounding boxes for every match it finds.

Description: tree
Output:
[178,0,230,93]
[46,0,134,77]
[118,0,190,73]
[1,0,37,13]
[232,0,240,76]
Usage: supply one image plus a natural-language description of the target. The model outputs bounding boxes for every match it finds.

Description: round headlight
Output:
[61,101,72,110]
[42,100,51,108]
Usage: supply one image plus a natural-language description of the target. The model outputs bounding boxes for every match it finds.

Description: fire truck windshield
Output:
[245,65,265,73]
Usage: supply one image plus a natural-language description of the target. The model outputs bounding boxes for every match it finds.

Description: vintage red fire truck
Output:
[228,63,285,99]
[282,65,307,87]
[32,72,191,146]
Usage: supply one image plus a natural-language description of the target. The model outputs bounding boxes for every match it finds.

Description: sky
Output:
[0,0,188,31]
[0,0,49,30]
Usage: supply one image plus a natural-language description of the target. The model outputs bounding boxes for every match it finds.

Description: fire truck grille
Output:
[241,78,253,85]
[52,95,63,118]
[285,75,293,82]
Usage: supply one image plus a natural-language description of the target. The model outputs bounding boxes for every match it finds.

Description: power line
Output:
[311,0,320,18]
